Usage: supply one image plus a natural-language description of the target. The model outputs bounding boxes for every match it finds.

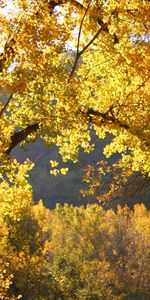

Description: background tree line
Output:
[0,183,149,299]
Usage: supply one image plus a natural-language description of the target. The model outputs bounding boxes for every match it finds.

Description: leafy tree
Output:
[81,160,150,208]
[0,0,150,195]
[0,169,61,299]
[0,2,150,298]
[0,188,150,299]
[49,203,150,299]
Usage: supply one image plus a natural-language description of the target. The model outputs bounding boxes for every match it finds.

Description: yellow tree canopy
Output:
[0,0,150,180]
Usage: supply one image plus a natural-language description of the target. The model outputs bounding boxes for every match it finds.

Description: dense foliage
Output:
[0,1,150,298]
[0,189,149,299]
[0,0,150,179]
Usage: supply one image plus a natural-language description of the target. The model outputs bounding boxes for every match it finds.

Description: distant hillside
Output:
[11,133,150,209]
[11,133,106,208]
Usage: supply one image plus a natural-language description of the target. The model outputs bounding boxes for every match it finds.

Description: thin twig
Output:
[126,76,150,100]
[0,94,13,118]
[80,23,107,57]
[69,0,92,78]
[70,23,107,78]
[77,0,92,55]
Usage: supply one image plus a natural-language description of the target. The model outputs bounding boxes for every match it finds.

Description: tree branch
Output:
[87,107,150,147]
[0,37,16,73]
[76,0,92,56]
[6,123,39,155]
[70,22,108,78]
[0,94,13,118]
[70,6,119,78]
[69,0,92,78]
[49,0,85,11]
[87,107,129,130]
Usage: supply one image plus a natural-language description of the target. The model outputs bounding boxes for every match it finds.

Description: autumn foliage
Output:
[0,0,150,298]
[0,0,150,172]
[0,189,150,299]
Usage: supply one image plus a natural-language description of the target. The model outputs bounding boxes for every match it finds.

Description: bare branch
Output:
[0,37,16,73]
[70,22,108,78]
[69,8,120,78]
[0,94,13,118]
[126,76,150,100]
[49,0,85,12]
[77,0,92,56]
[87,107,129,129]
[69,0,92,78]
[6,123,39,155]
[87,107,150,147]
